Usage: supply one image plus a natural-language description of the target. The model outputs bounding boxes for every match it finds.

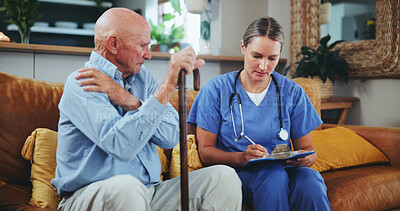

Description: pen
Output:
[244,135,256,145]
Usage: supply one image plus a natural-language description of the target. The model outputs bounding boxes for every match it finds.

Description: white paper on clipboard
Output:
[246,151,315,165]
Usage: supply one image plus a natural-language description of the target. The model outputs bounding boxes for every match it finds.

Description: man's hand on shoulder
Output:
[75,68,141,111]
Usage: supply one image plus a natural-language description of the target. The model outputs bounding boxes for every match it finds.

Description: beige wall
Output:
[210,0,269,56]
[267,0,291,61]
[333,79,400,127]
[212,0,291,75]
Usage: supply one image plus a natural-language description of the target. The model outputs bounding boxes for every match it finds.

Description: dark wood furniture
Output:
[321,97,360,125]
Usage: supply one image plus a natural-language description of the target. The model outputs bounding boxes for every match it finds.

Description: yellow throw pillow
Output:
[310,126,389,172]
[21,128,170,208]
[156,146,169,181]
[170,135,203,179]
[21,128,60,209]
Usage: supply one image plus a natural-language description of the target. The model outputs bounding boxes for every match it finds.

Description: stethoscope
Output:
[229,68,289,145]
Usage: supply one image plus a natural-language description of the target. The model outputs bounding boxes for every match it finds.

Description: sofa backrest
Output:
[0,72,64,185]
[0,71,320,185]
[168,89,199,135]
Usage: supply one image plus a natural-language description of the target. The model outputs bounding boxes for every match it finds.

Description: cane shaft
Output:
[178,69,189,211]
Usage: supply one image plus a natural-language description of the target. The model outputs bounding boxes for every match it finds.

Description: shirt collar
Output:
[124,74,135,85]
[88,51,136,84]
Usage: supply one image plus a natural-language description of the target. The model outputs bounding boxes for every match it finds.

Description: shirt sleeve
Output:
[59,72,174,161]
[289,85,323,139]
[145,72,180,149]
[188,81,222,135]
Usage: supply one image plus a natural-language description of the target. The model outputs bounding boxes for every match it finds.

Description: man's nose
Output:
[144,47,151,60]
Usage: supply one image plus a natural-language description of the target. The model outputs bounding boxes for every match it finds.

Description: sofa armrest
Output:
[323,124,400,167]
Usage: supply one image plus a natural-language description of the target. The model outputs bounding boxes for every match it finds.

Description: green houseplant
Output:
[199,9,211,54]
[149,0,184,52]
[149,20,184,52]
[200,7,211,42]
[149,20,168,50]
[286,34,349,84]
[0,0,42,44]
[285,34,349,98]
[200,20,210,41]
[167,23,184,51]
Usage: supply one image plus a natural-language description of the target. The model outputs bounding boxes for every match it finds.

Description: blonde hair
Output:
[242,16,284,51]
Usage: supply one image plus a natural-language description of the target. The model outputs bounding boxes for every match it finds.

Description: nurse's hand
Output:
[241,144,268,166]
[286,150,317,167]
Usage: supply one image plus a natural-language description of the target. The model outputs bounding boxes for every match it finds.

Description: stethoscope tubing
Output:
[229,68,288,142]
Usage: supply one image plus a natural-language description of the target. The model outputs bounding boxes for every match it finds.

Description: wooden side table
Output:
[321,97,360,125]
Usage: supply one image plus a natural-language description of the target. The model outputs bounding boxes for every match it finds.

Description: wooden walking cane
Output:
[178,68,200,211]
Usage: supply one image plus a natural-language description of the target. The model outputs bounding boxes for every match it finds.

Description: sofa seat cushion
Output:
[0,183,56,211]
[0,183,32,211]
[322,165,400,211]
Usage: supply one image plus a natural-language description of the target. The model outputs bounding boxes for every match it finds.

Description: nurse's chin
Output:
[253,72,272,80]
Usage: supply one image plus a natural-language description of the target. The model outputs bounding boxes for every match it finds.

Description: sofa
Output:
[0,71,399,211]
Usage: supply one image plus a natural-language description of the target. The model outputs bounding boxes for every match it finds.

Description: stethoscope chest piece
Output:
[278,128,289,141]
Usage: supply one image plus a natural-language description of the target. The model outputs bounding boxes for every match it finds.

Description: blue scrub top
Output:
[188,71,322,154]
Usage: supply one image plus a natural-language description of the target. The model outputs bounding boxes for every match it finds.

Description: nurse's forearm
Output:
[292,133,315,152]
[196,126,252,167]
[199,146,247,168]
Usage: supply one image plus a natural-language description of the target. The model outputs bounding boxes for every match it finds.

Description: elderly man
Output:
[51,7,242,211]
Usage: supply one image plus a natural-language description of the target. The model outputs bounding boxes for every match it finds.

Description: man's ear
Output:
[105,35,118,55]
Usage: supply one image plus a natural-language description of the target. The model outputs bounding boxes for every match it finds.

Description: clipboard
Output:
[246,151,315,165]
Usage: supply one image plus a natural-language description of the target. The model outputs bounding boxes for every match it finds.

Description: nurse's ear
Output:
[240,40,245,55]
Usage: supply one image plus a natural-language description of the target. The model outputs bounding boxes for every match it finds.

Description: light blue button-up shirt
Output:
[51,51,179,196]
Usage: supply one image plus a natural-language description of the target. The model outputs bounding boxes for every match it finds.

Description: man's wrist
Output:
[153,82,176,105]
[124,95,141,111]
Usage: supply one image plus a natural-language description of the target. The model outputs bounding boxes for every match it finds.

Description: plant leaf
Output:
[328,40,344,49]
[319,34,331,48]
[2,0,41,39]
[169,0,181,15]
[201,21,210,41]
[163,13,175,22]
[287,33,350,84]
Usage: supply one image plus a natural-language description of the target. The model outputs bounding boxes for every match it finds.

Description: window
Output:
[156,0,201,52]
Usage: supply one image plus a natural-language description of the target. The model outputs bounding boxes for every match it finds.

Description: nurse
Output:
[188,16,330,211]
